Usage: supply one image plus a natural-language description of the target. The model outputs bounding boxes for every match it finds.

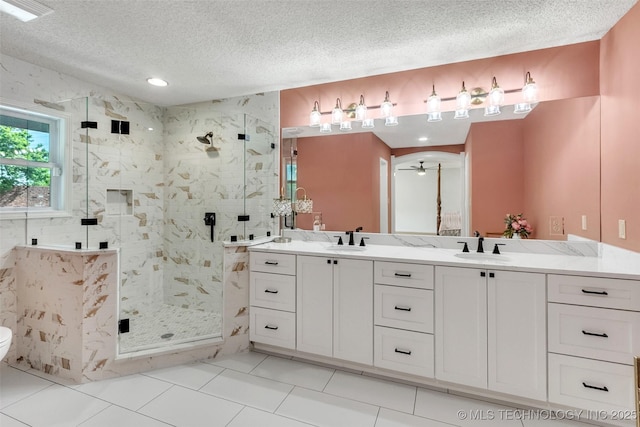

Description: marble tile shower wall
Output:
[162,100,278,311]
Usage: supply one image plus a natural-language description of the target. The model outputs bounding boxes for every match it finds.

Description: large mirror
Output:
[282,95,601,240]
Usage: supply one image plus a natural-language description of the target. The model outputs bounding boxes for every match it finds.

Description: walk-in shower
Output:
[46,96,277,356]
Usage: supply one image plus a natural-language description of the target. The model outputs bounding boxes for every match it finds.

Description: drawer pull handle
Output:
[264,261,279,266]
[582,382,609,392]
[394,305,412,312]
[582,330,608,338]
[581,289,608,296]
[394,272,412,278]
[264,289,279,294]
[394,348,412,355]
[264,325,279,330]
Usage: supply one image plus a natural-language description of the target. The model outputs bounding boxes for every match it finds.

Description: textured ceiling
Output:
[0,0,637,106]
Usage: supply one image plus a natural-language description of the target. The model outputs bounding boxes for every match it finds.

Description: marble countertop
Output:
[249,240,640,280]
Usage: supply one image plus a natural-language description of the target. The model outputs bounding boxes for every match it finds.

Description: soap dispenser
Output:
[313,215,321,231]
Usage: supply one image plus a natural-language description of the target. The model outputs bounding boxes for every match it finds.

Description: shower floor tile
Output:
[119,303,221,353]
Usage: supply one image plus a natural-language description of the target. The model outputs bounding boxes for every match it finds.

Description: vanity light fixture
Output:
[147,77,168,87]
[0,0,53,22]
[514,71,538,114]
[294,187,313,213]
[454,81,471,119]
[485,76,504,116]
[308,91,395,133]
[426,84,442,122]
[418,72,538,119]
[309,101,321,127]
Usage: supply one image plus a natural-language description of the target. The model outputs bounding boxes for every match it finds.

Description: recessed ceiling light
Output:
[147,77,168,87]
[0,0,53,22]
[418,136,428,142]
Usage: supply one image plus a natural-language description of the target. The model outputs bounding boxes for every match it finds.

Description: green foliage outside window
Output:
[0,125,51,195]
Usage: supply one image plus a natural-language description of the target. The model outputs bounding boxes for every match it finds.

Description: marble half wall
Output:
[11,245,250,382]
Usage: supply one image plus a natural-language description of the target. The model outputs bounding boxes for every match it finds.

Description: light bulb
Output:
[380,91,393,118]
[355,94,367,121]
[331,98,343,125]
[309,101,321,127]
[489,76,504,107]
[522,72,537,103]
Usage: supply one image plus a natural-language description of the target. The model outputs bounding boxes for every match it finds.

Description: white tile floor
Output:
[0,351,610,427]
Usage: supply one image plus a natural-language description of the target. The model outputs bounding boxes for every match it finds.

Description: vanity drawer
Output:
[250,272,296,312]
[374,326,434,378]
[374,285,433,333]
[548,353,635,413]
[250,307,295,349]
[250,252,296,275]
[548,274,640,311]
[374,261,434,289]
[548,303,640,365]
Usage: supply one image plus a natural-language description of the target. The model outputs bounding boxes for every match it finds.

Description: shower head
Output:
[197,132,213,144]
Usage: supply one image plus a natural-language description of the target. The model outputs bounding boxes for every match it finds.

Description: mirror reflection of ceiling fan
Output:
[398,161,441,176]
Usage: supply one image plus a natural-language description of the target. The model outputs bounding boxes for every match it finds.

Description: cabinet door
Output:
[296,256,333,357]
[435,266,487,388]
[333,258,373,365]
[488,271,547,401]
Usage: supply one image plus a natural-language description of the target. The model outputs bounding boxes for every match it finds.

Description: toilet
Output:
[0,326,12,361]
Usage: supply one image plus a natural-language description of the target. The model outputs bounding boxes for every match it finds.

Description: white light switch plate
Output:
[618,219,626,239]
[581,215,587,231]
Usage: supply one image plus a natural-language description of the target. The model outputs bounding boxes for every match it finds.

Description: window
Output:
[0,102,69,217]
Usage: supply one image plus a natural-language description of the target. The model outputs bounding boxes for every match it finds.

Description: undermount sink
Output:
[327,245,367,251]
[454,252,510,262]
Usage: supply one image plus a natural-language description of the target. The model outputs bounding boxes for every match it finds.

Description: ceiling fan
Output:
[398,161,439,176]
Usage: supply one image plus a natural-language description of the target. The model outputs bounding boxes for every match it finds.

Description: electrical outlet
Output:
[549,216,564,236]
[619,219,626,239]
[581,215,587,231]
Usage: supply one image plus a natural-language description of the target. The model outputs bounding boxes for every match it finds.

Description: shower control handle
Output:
[204,212,216,242]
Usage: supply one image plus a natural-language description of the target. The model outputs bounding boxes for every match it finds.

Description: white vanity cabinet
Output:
[296,255,374,365]
[435,266,547,401]
[547,274,640,413]
[249,252,297,349]
[373,261,435,378]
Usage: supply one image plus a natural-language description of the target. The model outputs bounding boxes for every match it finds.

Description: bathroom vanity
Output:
[248,237,639,425]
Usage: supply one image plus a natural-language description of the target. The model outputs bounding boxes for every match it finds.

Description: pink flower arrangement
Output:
[503,213,533,238]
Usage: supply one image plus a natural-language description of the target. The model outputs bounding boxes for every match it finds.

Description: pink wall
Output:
[600,2,640,252]
[281,41,600,129]
[523,97,601,241]
[468,121,525,237]
[296,133,390,232]
[282,4,640,251]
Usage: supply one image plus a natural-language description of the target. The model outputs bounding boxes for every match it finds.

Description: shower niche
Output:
[106,189,133,216]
